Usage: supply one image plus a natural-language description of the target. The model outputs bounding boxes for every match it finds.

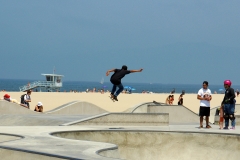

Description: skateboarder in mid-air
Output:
[106,65,143,101]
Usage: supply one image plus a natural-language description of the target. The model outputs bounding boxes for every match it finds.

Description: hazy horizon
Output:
[0,1,239,84]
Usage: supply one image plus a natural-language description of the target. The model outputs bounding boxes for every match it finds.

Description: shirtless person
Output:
[106,65,143,101]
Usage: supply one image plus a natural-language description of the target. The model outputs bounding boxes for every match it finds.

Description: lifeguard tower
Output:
[19,74,64,92]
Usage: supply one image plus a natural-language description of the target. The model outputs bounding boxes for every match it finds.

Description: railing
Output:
[19,81,61,92]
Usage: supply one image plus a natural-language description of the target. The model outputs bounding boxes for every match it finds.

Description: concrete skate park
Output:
[0,100,240,160]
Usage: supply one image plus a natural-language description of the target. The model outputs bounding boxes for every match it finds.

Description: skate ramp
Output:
[62,113,169,126]
[0,100,107,116]
[124,101,165,113]
[53,131,240,160]
[0,114,90,126]
[0,100,38,115]
[45,101,107,115]
[147,105,200,124]
[129,102,199,124]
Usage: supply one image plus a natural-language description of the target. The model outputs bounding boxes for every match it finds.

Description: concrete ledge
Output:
[147,105,199,124]
[62,113,169,126]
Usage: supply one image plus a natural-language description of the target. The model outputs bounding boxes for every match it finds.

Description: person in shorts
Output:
[197,81,212,129]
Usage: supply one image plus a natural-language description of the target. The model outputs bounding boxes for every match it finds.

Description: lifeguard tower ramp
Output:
[19,74,64,92]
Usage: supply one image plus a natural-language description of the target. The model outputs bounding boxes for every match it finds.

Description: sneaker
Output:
[206,125,212,129]
[110,94,114,99]
[223,126,229,130]
[113,96,118,101]
[230,127,235,130]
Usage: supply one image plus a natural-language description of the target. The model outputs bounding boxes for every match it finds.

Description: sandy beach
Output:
[3,92,238,114]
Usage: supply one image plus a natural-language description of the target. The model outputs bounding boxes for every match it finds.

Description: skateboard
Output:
[219,106,223,129]
[109,95,115,102]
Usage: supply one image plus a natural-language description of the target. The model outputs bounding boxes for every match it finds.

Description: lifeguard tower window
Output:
[56,77,61,83]
[46,76,53,81]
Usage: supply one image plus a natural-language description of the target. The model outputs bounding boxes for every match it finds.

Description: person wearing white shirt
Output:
[197,81,212,129]
[20,90,32,109]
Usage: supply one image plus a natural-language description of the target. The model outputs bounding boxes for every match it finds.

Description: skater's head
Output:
[202,81,208,89]
[122,65,128,70]
[224,80,232,89]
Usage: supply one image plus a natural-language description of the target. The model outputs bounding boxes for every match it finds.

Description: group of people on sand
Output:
[197,80,236,130]
[1,90,43,112]
[165,94,184,105]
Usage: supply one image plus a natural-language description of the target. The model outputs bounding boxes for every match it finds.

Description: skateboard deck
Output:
[109,96,115,102]
[219,107,223,129]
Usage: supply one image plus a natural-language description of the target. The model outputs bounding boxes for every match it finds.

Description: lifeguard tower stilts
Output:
[19,74,64,92]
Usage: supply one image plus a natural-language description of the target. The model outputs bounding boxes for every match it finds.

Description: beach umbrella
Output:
[124,86,130,89]
[131,88,136,91]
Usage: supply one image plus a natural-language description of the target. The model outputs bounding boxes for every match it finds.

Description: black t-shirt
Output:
[110,69,131,85]
[222,87,236,104]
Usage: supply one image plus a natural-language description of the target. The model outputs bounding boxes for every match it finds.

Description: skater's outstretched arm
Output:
[130,69,143,73]
[106,69,116,76]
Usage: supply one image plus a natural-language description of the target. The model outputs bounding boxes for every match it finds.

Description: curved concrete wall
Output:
[0,100,38,115]
[45,101,107,115]
[53,131,240,160]
[124,102,163,113]
[63,113,169,126]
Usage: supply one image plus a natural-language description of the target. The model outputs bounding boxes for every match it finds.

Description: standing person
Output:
[165,95,171,105]
[20,90,32,109]
[178,94,183,105]
[221,80,236,130]
[106,65,143,101]
[169,95,174,105]
[236,89,239,97]
[197,81,212,129]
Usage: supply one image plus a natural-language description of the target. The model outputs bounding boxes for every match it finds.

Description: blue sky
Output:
[0,0,239,84]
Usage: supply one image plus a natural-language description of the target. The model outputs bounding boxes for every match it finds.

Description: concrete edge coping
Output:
[147,104,199,116]
[0,133,24,140]
[60,112,110,126]
[50,128,240,138]
[0,145,82,160]
[130,101,165,113]
[44,101,79,114]
[48,130,120,160]
[49,128,240,159]
[60,113,169,126]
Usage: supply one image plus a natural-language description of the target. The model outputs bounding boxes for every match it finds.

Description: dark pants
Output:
[224,103,235,127]
[111,83,124,97]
